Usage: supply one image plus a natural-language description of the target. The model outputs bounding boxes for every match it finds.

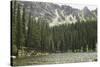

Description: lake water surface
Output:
[12,52,97,66]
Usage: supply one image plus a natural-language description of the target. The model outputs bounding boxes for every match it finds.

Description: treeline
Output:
[11,1,97,56]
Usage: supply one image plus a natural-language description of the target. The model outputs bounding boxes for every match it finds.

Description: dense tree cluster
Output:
[11,1,97,57]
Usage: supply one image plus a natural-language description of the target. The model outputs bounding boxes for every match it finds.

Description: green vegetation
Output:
[11,1,97,58]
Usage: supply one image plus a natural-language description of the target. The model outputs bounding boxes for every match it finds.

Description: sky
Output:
[20,0,97,10]
[58,3,97,10]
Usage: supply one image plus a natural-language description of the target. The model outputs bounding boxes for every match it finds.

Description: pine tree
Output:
[15,3,21,57]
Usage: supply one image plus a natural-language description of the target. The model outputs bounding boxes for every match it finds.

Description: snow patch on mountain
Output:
[49,9,77,27]
[20,2,97,27]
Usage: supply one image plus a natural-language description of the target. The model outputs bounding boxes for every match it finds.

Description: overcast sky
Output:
[58,3,97,10]
[20,0,97,10]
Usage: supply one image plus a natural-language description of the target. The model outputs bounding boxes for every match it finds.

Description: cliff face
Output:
[19,1,97,26]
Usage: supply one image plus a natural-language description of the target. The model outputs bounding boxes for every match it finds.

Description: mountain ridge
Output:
[19,1,97,27]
